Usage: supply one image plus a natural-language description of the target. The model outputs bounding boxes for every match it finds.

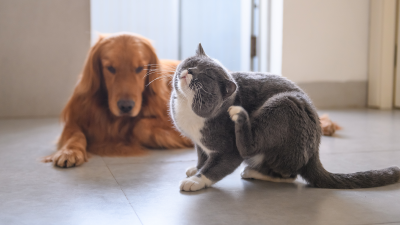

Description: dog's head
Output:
[77,33,163,117]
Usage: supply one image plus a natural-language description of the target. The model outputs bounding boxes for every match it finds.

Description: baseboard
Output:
[297,81,367,109]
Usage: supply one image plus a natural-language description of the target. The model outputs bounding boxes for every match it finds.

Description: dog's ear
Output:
[92,32,107,43]
[75,38,104,97]
[143,39,168,98]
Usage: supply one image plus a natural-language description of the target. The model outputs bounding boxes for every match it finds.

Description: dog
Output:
[44,33,192,167]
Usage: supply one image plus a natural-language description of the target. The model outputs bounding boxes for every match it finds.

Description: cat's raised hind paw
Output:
[185,166,198,177]
[228,106,245,122]
[180,174,213,192]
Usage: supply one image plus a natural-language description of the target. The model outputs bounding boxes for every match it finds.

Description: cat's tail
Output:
[300,153,400,189]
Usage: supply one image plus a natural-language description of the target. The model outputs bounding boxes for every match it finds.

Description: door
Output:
[368,0,397,109]
[180,0,246,71]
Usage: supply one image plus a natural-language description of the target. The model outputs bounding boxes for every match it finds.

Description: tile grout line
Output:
[102,157,145,225]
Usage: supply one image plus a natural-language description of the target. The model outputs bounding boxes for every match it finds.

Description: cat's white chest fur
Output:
[173,95,212,155]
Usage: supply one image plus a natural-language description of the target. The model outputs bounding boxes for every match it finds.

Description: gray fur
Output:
[170,44,400,189]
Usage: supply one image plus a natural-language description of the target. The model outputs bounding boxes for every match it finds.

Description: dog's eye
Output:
[136,66,143,73]
[107,66,116,74]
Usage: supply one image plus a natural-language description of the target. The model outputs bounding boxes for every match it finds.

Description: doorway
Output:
[90,0,282,72]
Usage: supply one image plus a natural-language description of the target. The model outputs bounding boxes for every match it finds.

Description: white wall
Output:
[91,0,180,60]
[281,0,370,83]
[0,0,90,118]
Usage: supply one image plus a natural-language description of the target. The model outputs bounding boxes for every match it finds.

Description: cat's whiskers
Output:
[196,83,203,110]
[145,74,174,87]
[142,68,176,72]
[198,83,212,95]
[198,90,203,110]
[143,64,177,72]
[193,82,204,110]
[142,69,175,79]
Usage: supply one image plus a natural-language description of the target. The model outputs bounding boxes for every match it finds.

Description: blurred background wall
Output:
[0,0,90,118]
[0,0,371,118]
[282,0,369,108]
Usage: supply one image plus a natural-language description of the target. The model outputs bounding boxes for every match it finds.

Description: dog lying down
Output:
[44,33,192,168]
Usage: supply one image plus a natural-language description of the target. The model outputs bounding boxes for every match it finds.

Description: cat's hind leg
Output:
[230,92,319,178]
[241,166,297,183]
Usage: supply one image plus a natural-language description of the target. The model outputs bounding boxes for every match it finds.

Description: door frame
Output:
[396,0,400,108]
[368,0,397,109]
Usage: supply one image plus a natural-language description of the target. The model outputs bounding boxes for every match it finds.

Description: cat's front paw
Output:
[228,106,245,122]
[241,166,257,179]
[180,175,213,192]
[185,166,198,177]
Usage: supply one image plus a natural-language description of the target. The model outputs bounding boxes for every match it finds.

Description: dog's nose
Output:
[117,100,135,113]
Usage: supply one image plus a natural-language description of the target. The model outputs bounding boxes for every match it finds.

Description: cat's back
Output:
[231,72,303,111]
[232,72,300,94]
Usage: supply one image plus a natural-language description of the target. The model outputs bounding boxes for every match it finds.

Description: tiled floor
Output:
[0,109,399,225]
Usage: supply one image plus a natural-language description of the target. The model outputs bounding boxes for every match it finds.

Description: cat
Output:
[169,43,400,192]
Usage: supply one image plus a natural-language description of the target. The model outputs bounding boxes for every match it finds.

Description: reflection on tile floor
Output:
[0,109,399,225]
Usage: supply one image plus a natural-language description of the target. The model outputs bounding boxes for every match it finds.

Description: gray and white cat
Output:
[169,43,400,192]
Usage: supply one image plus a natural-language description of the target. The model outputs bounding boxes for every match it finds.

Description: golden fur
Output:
[44,33,192,167]
[320,114,341,136]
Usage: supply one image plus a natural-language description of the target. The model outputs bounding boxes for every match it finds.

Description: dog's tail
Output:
[300,153,400,189]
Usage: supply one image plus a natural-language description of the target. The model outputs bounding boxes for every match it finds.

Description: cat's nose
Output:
[188,68,193,74]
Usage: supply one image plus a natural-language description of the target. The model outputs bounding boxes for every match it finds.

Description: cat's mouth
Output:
[180,70,188,80]
[179,70,192,88]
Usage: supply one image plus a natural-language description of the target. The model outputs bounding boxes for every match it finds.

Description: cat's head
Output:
[173,43,237,118]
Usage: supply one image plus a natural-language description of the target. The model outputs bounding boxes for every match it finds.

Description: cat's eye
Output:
[107,66,116,74]
[136,66,143,73]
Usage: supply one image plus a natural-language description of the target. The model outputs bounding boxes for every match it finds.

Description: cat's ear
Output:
[196,43,207,57]
[223,80,237,100]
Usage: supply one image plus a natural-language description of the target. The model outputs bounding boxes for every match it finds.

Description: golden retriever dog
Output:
[44,33,192,167]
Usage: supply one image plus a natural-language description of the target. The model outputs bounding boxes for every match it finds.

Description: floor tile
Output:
[0,118,105,168]
[0,163,142,225]
[102,148,197,165]
[319,109,400,154]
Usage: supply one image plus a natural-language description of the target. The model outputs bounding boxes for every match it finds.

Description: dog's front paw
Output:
[228,106,246,122]
[180,175,213,192]
[51,149,86,168]
[186,166,198,177]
